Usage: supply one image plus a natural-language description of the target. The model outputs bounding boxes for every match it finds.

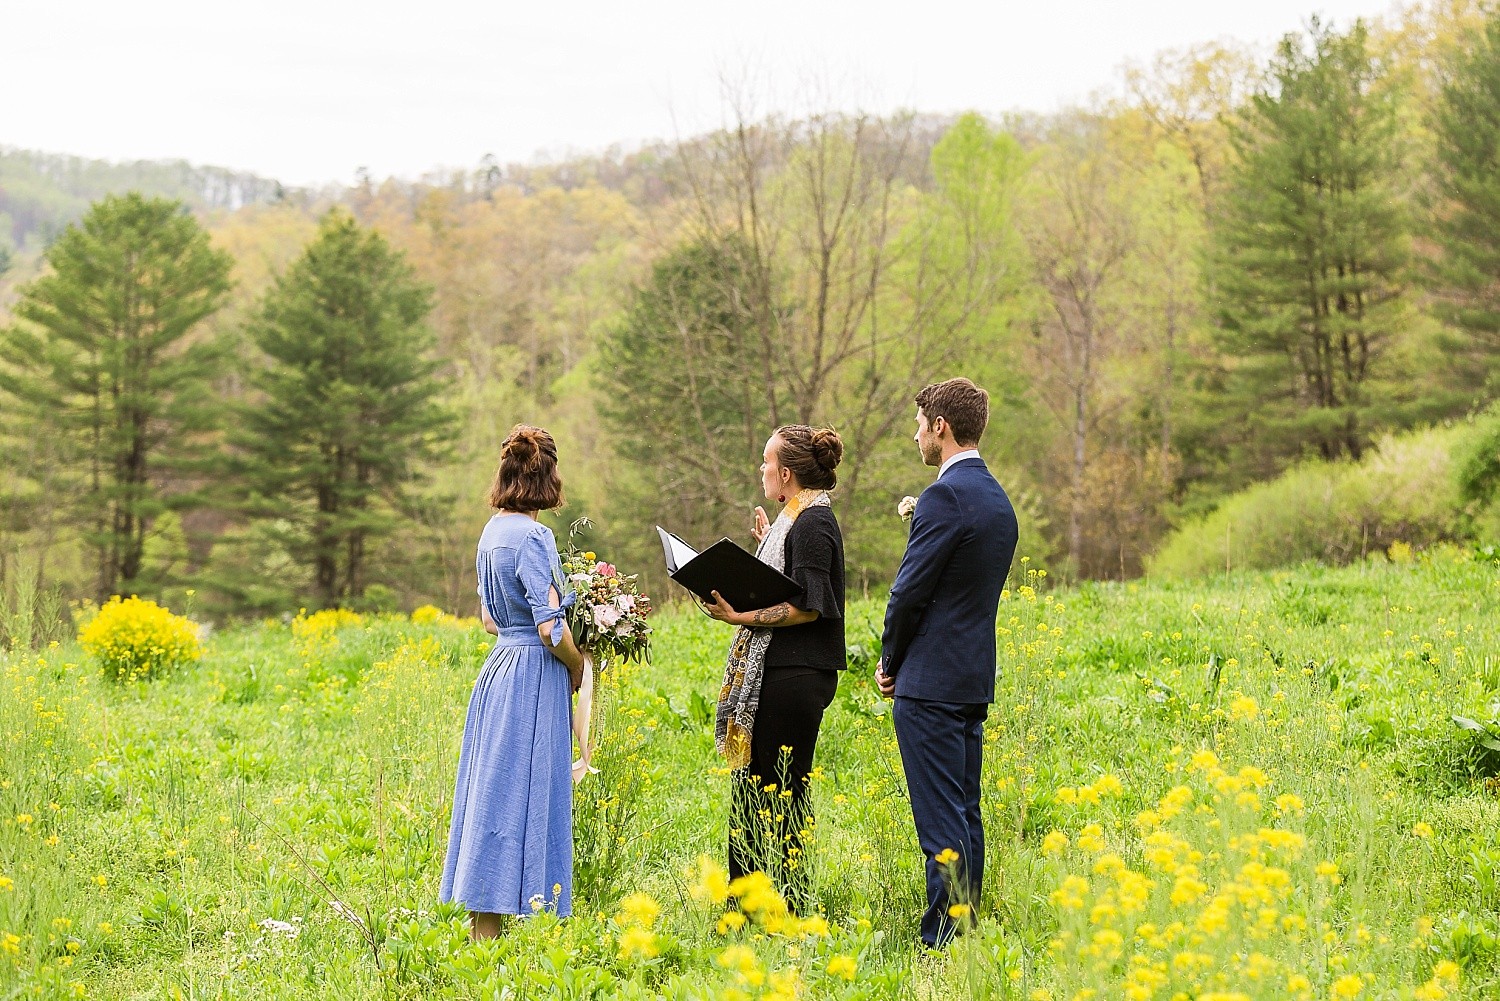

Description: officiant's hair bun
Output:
[489,424,564,512]
[774,425,843,490]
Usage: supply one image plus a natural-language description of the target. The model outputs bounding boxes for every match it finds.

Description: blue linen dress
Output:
[440,514,575,916]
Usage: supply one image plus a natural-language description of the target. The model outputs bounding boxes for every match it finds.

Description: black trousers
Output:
[728,667,839,913]
[893,695,988,947]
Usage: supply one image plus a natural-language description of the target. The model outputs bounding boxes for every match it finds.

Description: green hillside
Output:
[0,147,289,256]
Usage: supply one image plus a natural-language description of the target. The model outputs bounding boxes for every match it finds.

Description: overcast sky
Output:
[5,0,1402,187]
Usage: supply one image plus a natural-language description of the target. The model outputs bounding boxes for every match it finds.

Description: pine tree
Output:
[0,193,231,602]
[1208,19,1409,483]
[1430,8,1500,397]
[597,233,784,588]
[232,209,453,609]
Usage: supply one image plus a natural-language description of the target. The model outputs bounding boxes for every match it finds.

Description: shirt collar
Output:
[939,449,981,479]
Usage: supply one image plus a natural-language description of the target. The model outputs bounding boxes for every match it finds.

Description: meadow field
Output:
[3,550,1500,999]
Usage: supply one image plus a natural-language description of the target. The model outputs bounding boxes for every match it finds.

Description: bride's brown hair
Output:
[487,425,564,511]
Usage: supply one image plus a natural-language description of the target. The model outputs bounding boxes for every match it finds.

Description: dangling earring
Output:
[778,493,786,503]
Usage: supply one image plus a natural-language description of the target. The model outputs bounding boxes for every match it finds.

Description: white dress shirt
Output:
[938,449,981,479]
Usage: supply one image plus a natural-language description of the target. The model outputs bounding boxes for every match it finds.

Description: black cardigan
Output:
[764,506,847,671]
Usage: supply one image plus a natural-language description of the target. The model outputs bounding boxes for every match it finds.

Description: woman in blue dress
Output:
[441,425,586,938]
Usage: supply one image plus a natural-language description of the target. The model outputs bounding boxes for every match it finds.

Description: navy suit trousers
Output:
[892,696,988,946]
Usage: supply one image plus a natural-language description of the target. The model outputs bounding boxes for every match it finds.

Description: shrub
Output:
[290,607,365,640]
[1456,404,1500,544]
[1150,425,1471,578]
[77,595,202,682]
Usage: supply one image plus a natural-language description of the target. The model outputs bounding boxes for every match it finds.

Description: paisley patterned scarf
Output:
[714,488,831,769]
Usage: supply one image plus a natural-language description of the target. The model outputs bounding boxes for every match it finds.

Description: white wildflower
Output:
[258,918,300,939]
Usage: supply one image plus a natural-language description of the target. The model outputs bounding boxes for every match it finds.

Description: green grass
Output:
[3,552,1500,999]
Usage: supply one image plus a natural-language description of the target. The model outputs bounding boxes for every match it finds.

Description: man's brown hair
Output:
[915,378,989,446]
[487,425,564,512]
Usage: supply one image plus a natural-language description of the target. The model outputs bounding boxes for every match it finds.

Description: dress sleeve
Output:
[517,526,574,646]
[785,514,843,621]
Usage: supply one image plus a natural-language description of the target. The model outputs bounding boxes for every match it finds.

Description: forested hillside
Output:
[2,0,1499,627]
[0,148,291,264]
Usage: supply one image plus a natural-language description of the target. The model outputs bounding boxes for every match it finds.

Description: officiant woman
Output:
[701,425,847,913]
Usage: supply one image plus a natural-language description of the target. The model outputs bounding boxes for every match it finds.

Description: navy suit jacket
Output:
[880,457,1018,704]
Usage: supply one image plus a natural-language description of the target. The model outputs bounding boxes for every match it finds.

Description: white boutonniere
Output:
[897,495,917,522]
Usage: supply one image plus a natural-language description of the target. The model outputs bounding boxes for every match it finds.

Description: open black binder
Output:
[656,526,800,612]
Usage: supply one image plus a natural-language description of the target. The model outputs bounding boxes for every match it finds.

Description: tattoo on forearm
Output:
[751,603,793,626]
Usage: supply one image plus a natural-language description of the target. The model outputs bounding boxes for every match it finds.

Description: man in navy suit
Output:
[876,377,1018,948]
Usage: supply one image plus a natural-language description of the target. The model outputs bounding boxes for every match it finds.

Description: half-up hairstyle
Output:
[487,424,564,512]
[774,425,844,491]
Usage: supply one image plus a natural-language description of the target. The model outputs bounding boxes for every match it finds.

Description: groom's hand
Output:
[752,506,770,544]
[875,660,896,699]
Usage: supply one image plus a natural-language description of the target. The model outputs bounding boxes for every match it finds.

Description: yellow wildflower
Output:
[1077,823,1106,853]
[1050,875,1089,910]
[797,914,830,937]
[1093,773,1124,797]
[1187,749,1220,773]
[718,944,759,974]
[1332,972,1368,996]
[613,892,660,928]
[688,856,730,906]
[826,954,857,981]
[1273,793,1305,815]
[1331,973,1364,998]
[615,925,658,960]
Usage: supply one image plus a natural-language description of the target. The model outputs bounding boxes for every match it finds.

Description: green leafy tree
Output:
[1429,7,1500,396]
[232,209,454,609]
[596,233,783,589]
[0,193,231,602]
[1208,18,1410,483]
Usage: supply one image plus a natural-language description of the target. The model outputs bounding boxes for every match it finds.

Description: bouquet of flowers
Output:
[559,521,652,665]
[558,518,652,783]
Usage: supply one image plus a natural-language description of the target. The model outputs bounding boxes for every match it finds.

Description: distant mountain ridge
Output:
[0,146,294,257]
[0,111,972,262]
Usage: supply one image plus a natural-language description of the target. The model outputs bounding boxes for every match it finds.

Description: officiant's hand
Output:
[702,590,743,626]
[875,660,896,699]
[752,506,770,544]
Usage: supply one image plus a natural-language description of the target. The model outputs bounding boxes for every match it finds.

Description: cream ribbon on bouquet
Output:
[571,653,599,784]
